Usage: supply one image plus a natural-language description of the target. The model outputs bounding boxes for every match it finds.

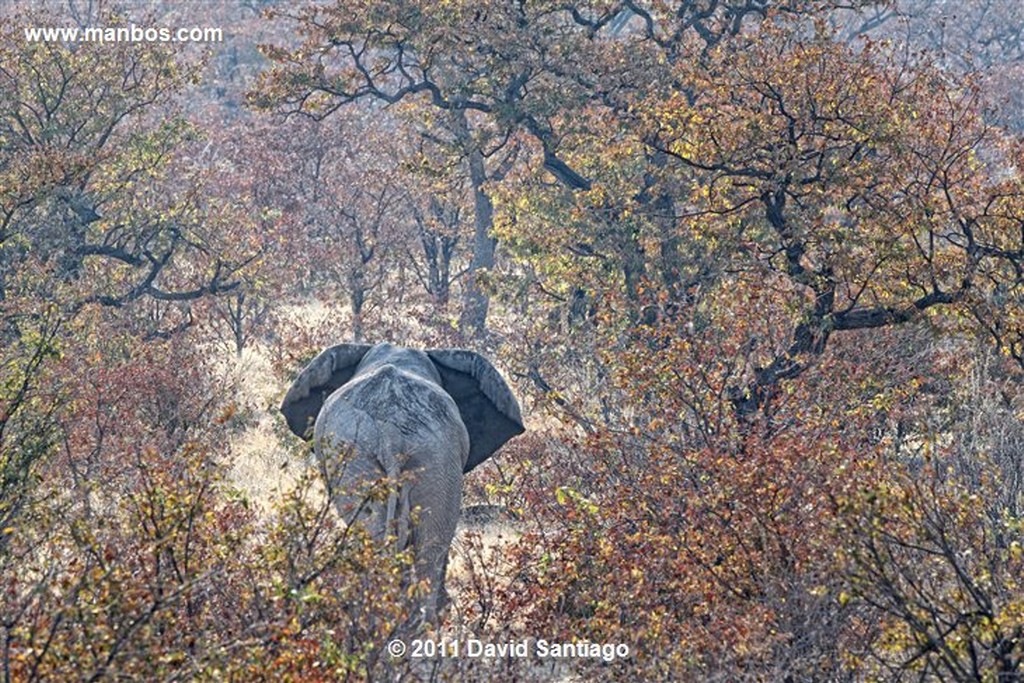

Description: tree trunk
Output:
[453,111,496,339]
[229,292,245,357]
[349,270,366,342]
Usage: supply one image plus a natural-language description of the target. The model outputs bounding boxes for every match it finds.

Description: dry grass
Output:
[212,298,352,509]
[220,344,308,511]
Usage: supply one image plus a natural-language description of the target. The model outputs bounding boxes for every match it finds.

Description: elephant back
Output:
[318,364,471,468]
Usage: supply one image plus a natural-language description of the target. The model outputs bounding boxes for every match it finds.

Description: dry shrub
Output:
[0,311,426,681]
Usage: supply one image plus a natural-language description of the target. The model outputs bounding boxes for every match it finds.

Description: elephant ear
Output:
[280,343,373,440]
[427,349,525,473]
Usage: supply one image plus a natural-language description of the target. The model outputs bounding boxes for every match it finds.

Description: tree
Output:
[0,3,263,558]
[491,17,1024,424]
[837,342,1024,680]
[241,108,411,341]
[0,10,249,312]
[409,192,465,311]
[253,0,625,336]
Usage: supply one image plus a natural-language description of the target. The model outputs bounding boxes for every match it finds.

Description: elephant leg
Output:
[315,408,394,537]
[329,455,390,541]
[406,455,462,621]
[435,551,451,614]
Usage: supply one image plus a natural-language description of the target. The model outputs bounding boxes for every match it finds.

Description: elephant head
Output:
[279,342,524,620]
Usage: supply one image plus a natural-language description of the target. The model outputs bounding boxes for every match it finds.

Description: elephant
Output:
[279,342,524,620]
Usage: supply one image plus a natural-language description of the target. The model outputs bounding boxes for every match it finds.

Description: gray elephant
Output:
[279,342,524,620]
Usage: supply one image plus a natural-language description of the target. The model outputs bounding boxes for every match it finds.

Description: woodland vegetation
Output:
[2,0,1024,680]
